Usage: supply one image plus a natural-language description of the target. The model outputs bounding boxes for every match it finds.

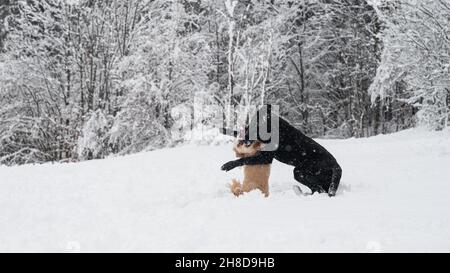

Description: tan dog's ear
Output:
[250,141,264,153]
[253,141,262,150]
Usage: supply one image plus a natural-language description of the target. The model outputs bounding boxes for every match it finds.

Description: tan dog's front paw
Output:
[230,179,243,197]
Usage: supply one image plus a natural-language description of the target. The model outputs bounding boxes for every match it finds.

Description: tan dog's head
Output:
[233,139,262,158]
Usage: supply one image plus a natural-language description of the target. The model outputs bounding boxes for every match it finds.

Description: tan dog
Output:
[230,140,271,197]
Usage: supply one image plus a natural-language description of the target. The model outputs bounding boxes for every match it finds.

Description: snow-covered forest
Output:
[0,0,449,166]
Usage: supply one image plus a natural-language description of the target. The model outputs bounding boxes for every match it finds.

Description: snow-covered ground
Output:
[1,128,450,252]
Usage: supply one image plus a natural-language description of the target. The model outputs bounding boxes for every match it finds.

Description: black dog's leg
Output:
[293,167,327,194]
[327,165,342,197]
[221,152,274,172]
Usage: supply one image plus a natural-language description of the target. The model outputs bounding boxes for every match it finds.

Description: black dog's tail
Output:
[328,165,342,197]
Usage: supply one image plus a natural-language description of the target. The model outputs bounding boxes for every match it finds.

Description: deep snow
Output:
[1,128,450,252]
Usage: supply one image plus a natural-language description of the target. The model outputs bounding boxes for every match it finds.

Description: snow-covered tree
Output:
[77,109,109,160]
[370,0,450,130]
[109,0,213,153]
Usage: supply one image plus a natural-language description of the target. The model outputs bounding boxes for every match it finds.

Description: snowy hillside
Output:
[1,128,450,252]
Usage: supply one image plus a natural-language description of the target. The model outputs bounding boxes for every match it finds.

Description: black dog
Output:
[221,107,342,197]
